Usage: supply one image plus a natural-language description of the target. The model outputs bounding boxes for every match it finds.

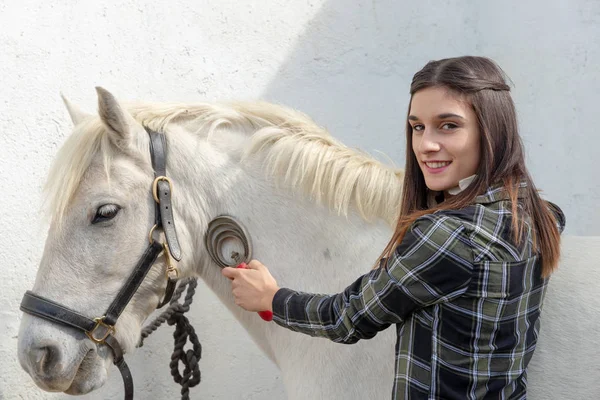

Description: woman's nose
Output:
[417,131,441,153]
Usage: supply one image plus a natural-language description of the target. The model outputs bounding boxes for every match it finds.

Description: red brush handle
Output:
[236,263,273,321]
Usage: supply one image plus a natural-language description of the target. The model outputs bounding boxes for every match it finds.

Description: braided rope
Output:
[138,278,202,400]
[137,216,251,399]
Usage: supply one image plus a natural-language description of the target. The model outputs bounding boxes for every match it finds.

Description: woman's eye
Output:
[441,123,458,130]
[92,204,121,224]
[412,124,424,131]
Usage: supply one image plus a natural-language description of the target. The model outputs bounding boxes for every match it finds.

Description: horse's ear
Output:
[61,93,92,126]
[96,86,143,151]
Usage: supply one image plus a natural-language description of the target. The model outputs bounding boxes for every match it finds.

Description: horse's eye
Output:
[92,204,121,224]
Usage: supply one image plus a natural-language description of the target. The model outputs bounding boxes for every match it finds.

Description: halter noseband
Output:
[20,128,182,400]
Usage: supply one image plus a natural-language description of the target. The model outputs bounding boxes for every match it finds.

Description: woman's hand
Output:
[222,260,280,312]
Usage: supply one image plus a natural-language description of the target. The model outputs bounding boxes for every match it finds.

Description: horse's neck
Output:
[165,129,394,360]
[226,168,394,294]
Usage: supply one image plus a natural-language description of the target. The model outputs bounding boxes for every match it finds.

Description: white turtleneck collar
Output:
[427,174,477,207]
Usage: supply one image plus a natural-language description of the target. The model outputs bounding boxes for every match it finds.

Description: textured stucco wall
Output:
[1,1,598,399]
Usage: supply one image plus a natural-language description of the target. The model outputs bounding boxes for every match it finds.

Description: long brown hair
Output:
[378,56,561,277]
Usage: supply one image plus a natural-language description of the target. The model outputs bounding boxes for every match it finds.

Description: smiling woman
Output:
[224,56,565,399]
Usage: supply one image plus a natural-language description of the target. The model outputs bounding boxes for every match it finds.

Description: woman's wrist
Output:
[265,285,280,312]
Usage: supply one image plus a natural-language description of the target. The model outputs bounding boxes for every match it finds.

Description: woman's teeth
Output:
[425,161,451,169]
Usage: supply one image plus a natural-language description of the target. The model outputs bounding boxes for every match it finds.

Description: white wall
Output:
[1,1,598,399]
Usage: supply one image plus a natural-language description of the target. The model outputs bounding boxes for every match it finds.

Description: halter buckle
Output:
[152,176,173,203]
[86,317,115,344]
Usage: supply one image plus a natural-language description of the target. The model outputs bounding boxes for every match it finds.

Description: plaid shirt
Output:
[272,183,566,399]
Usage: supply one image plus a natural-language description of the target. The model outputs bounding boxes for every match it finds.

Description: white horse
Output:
[17,88,600,399]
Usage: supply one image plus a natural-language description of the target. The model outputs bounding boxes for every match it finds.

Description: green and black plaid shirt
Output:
[272,183,565,399]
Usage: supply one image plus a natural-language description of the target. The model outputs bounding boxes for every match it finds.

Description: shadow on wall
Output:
[260,0,476,168]
[258,0,600,236]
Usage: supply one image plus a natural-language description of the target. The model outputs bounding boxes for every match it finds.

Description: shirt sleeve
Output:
[271,214,474,344]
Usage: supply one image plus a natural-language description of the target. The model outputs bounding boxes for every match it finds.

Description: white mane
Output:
[46,100,404,225]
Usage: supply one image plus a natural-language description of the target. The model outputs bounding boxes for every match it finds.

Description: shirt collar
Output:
[427,174,477,207]
[427,175,528,206]
[448,174,477,195]
[474,180,528,204]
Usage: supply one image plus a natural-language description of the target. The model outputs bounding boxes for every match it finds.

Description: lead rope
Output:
[137,215,251,399]
[138,278,201,400]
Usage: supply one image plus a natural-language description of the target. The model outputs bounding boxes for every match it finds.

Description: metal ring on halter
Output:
[148,224,159,244]
[204,216,253,269]
[86,316,115,344]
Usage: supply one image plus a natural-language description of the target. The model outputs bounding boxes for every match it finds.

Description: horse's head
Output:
[17,88,178,395]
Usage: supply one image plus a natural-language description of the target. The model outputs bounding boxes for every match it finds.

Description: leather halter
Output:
[20,128,181,400]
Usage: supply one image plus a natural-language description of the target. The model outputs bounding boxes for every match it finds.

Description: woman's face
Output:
[409,86,481,194]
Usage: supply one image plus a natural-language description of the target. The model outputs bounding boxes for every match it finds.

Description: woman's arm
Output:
[225,214,474,344]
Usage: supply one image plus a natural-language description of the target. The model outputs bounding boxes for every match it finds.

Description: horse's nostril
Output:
[30,345,61,376]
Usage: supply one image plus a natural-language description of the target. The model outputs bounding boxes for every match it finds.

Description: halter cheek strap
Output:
[149,131,182,262]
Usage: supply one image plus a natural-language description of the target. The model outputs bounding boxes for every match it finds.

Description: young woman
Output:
[222,56,566,399]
